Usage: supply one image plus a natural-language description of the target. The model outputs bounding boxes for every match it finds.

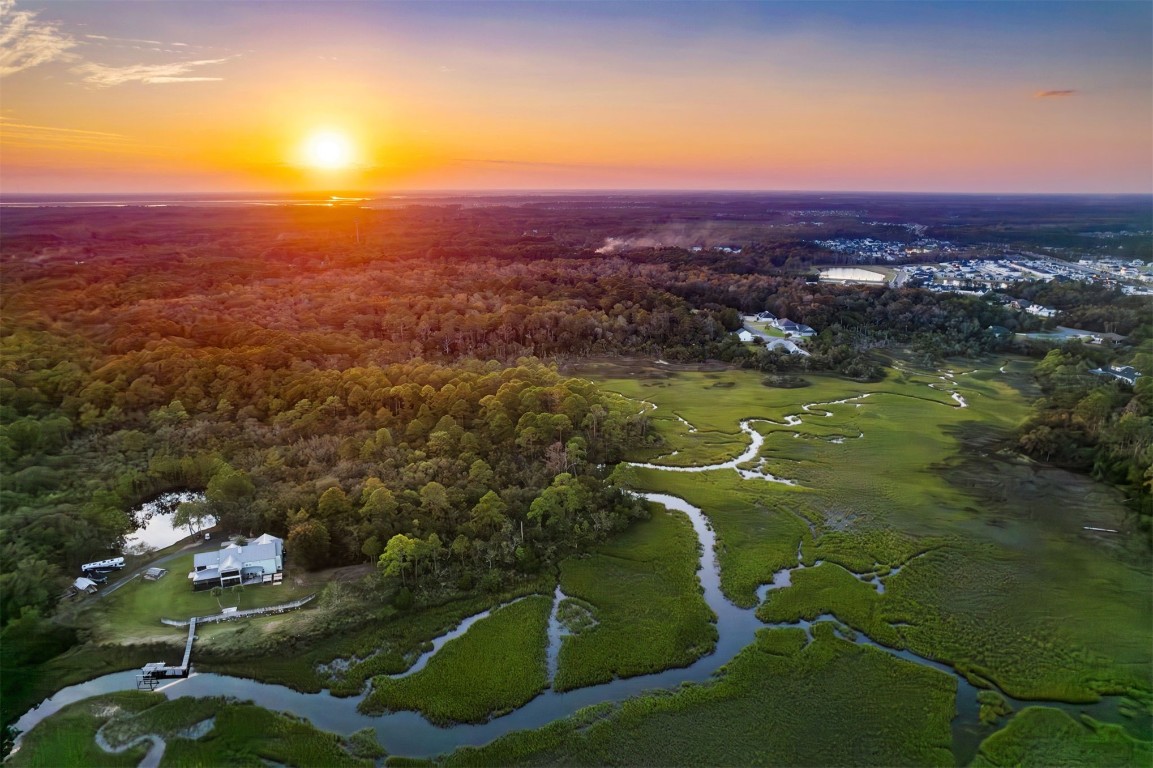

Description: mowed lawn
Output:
[88,553,314,643]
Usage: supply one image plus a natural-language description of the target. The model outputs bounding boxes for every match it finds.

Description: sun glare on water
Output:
[300,130,355,170]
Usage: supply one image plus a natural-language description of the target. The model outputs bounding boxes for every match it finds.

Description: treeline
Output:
[0,349,653,624]
[0,205,1118,628]
[1017,345,1152,531]
[1009,279,1152,338]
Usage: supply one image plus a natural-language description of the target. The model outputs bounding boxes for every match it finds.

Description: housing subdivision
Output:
[899,256,1152,296]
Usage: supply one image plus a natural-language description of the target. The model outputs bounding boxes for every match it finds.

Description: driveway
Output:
[97,537,220,598]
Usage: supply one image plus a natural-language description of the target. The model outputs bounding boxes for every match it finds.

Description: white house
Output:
[764,338,811,357]
[737,330,755,343]
[190,533,284,591]
[1025,304,1058,318]
[775,319,817,338]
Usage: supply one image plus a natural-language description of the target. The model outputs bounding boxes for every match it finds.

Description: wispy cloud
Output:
[0,0,77,77]
[0,116,165,153]
[72,57,229,87]
[84,34,165,46]
[461,158,636,171]
[1034,89,1079,99]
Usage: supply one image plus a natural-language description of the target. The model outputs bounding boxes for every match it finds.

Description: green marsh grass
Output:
[362,595,552,724]
[446,627,955,766]
[596,358,1152,704]
[160,701,373,767]
[554,506,718,691]
[8,692,155,768]
[972,707,1152,767]
[199,576,552,696]
[757,562,902,646]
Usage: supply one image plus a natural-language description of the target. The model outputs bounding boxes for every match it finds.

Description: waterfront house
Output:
[190,533,284,591]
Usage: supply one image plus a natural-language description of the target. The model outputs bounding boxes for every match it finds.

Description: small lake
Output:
[123,491,212,554]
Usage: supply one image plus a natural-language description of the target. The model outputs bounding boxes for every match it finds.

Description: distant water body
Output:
[0,194,382,208]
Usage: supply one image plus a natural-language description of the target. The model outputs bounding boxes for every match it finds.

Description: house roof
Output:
[192,533,283,573]
[191,567,219,583]
[74,577,97,590]
[765,339,811,356]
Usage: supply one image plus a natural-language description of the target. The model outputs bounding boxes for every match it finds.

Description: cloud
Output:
[1034,89,1078,99]
[0,117,165,154]
[460,158,635,171]
[72,57,229,87]
[84,33,164,46]
[0,0,77,76]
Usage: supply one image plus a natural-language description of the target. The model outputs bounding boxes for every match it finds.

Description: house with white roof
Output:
[774,319,817,338]
[189,533,284,591]
[764,338,811,357]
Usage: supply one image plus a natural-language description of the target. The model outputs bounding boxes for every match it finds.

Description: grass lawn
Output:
[445,625,955,767]
[361,595,552,724]
[746,320,787,337]
[554,505,718,692]
[84,553,315,645]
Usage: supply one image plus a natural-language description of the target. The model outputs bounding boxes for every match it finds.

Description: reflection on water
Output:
[123,491,211,553]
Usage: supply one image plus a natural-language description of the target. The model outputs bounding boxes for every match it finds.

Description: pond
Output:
[123,491,212,554]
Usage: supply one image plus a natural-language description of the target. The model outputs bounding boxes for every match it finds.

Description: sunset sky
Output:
[1,0,1150,194]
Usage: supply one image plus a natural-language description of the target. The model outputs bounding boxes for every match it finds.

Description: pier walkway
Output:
[140,595,316,689]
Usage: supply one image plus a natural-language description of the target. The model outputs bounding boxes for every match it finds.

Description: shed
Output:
[144,567,168,581]
[73,577,99,594]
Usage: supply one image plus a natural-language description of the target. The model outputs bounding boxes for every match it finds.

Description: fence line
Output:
[161,594,316,627]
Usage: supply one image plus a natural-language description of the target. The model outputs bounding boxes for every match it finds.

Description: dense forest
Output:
[1,200,1149,635]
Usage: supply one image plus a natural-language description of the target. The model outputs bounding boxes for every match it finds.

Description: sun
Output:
[300,130,355,170]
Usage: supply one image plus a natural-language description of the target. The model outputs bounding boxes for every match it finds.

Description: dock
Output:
[138,595,315,689]
[137,618,196,689]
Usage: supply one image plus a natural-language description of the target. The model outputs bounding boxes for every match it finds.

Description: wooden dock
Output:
[137,618,197,689]
[140,596,314,689]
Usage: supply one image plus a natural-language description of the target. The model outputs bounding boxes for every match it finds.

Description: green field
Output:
[445,625,956,766]
[362,595,553,724]
[554,504,717,691]
[82,553,315,646]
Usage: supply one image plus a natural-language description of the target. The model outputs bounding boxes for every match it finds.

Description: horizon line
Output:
[2,188,1152,200]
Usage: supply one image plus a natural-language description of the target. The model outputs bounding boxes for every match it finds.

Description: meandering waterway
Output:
[13,383,1142,765]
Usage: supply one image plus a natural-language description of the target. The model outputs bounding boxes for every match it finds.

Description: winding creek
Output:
[13,378,1146,765]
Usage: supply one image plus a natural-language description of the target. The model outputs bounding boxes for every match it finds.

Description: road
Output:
[740,320,776,342]
[97,537,219,598]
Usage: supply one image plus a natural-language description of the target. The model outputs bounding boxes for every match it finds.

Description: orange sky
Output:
[1,1,1150,194]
